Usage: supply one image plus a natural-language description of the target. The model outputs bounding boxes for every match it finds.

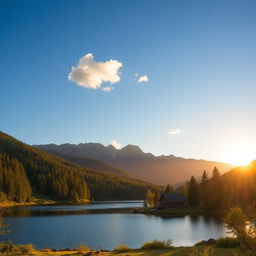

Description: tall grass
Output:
[141,239,173,249]
[114,243,130,252]
[189,247,214,256]
[77,244,90,253]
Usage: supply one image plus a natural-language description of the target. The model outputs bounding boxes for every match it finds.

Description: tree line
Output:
[146,162,256,211]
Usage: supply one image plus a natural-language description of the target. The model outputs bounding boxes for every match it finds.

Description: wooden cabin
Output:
[159,193,186,208]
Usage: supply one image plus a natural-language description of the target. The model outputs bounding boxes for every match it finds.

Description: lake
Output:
[1,201,227,250]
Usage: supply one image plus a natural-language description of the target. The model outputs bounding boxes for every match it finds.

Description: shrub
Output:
[225,207,256,254]
[114,244,130,252]
[17,244,35,254]
[141,239,173,249]
[215,237,240,248]
[189,247,213,256]
[0,241,18,255]
[77,244,90,253]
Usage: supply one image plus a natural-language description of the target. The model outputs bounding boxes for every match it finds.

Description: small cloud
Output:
[68,53,123,89]
[138,75,149,83]
[169,129,182,135]
[102,87,114,92]
[135,73,149,83]
[110,140,121,149]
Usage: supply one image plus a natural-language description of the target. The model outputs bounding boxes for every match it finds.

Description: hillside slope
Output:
[41,148,132,177]
[35,143,233,185]
[0,131,161,201]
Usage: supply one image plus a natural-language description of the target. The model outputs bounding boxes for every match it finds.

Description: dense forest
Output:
[0,131,161,202]
[147,162,256,212]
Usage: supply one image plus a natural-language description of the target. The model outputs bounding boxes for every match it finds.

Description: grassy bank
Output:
[0,199,90,209]
[2,246,247,256]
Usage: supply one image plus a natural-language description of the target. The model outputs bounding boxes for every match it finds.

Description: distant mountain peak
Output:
[107,144,118,150]
[121,144,144,153]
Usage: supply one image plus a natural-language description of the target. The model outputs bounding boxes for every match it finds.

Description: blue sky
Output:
[1,0,256,164]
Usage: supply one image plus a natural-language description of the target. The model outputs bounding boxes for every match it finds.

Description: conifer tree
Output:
[187,176,200,207]
[165,184,174,193]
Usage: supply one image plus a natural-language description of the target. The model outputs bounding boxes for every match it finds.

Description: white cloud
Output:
[169,129,182,135]
[68,53,123,89]
[137,75,149,83]
[102,87,114,92]
[110,140,121,149]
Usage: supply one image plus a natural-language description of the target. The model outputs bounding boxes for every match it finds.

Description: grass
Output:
[4,246,247,256]
[114,243,130,252]
[141,240,173,249]
[76,244,90,253]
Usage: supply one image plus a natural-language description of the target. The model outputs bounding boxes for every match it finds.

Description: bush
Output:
[141,239,173,249]
[114,244,130,252]
[215,237,240,248]
[77,244,90,253]
[0,241,18,255]
[17,244,35,254]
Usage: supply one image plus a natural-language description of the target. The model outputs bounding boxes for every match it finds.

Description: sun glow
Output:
[222,140,255,166]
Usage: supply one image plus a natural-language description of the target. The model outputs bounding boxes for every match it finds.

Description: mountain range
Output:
[0,131,161,201]
[35,143,233,185]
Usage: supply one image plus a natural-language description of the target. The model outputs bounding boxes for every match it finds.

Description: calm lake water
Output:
[1,201,227,250]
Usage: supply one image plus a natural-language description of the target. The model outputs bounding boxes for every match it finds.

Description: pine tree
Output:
[187,176,200,207]
[165,184,174,193]
[200,170,208,185]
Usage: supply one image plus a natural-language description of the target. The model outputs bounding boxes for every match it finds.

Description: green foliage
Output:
[146,189,155,207]
[0,154,31,202]
[114,243,130,252]
[146,189,160,208]
[16,243,35,254]
[0,240,18,255]
[141,239,173,249]
[215,237,240,248]
[187,176,200,207]
[225,207,256,255]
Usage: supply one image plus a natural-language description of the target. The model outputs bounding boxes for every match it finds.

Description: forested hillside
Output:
[0,131,161,202]
[157,162,256,212]
[35,143,233,185]
[40,149,132,177]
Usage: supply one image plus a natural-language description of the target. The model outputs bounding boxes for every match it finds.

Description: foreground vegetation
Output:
[0,244,250,256]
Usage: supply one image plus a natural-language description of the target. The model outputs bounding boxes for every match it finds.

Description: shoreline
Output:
[0,200,225,218]
[0,199,91,209]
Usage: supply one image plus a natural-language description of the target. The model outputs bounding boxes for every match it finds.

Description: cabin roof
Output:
[160,193,185,203]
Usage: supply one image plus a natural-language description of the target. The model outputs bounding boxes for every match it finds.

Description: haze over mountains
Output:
[35,143,233,185]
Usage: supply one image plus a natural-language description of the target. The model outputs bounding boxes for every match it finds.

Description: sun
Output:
[222,140,255,166]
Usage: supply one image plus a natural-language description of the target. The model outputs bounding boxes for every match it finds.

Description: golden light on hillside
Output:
[222,140,255,166]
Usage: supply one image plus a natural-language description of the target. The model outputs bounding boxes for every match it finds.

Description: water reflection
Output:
[1,201,227,250]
